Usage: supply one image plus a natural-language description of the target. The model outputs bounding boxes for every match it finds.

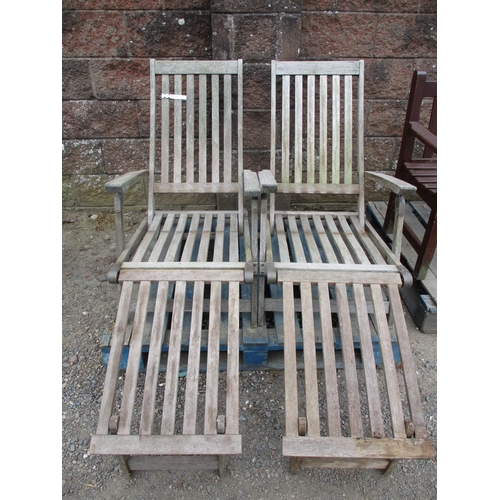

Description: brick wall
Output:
[62,0,437,208]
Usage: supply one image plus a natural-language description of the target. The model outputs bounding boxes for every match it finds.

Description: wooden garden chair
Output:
[90,59,260,476]
[260,60,435,475]
[383,70,437,281]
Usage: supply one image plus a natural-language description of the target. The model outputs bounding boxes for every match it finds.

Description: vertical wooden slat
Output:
[226,214,240,435]
[173,74,183,183]
[183,215,213,435]
[270,61,277,178]
[294,75,303,185]
[282,75,290,183]
[331,75,340,184]
[370,284,406,439]
[324,215,355,265]
[283,281,298,436]
[237,59,244,228]
[160,281,187,435]
[148,60,157,223]
[335,282,364,438]
[387,284,427,439]
[199,74,207,183]
[300,283,321,436]
[212,75,220,183]
[148,213,176,263]
[357,61,365,226]
[186,75,195,183]
[308,215,342,436]
[140,280,169,435]
[161,75,170,183]
[319,75,328,184]
[204,215,225,434]
[118,281,151,435]
[223,74,232,183]
[307,75,315,184]
[96,281,134,435]
[270,61,277,230]
[318,282,342,436]
[353,284,385,438]
[344,75,353,184]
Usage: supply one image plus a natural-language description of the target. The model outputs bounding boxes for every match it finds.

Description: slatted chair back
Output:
[270,60,366,227]
[148,59,244,225]
[398,70,437,166]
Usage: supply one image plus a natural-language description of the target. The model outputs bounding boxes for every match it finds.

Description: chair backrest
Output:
[148,59,243,223]
[398,70,437,165]
[270,60,366,223]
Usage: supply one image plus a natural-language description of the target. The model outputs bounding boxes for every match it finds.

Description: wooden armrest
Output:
[409,122,437,152]
[243,170,260,198]
[366,172,417,196]
[105,170,148,194]
[258,170,278,194]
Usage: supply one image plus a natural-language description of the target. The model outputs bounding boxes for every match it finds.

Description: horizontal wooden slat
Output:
[275,61,361,76]
[277,184,360,195]
[154,60,239,75]
[119,266,245,283]
[90,435,242,456]
[154,182,239,194]
[282,437,435,460]
[275,263,402,285]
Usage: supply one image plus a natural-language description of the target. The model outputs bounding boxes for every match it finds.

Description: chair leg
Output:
[413,208,437,281]
[218,456,227,477]
[383,459,399,476]
[290,457,301,475]
[383,191,397,233]
[118,455,131,476]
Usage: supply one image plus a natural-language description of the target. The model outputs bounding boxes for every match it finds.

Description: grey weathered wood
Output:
[155,60,239,75]
[282,437,435,460]
[91,435,242,456]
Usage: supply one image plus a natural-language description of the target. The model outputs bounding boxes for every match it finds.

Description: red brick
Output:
[366,100,407,137]
[212,14,234,60]
[62,100,140,139]
[277,14,301,61]
[212,1,301,13]
[365,58,437,99]
[243,64,272,109]
[233,15,278,62]
[364,137,398,171]
[90,59,149,100]
[301,13,377,58]
[62,140,104,175]
[243,150,271,172]
[102,138,150,174]
[243,110,272,149]
[63,60,94,100]
[67,0,162,8]
[125,11,211,58]
[373,14,437,58]
[303,0,423,13]
[62,11,129,58]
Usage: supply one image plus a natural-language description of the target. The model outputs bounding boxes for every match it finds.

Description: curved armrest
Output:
[105,170,148,194]
[366,172,416,196]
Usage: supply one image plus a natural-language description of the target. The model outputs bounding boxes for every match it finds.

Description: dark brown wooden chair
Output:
[384,70,437,281]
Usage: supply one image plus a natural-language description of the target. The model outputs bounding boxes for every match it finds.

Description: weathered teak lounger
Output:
[263,60,435,474]
[90,59,258,476]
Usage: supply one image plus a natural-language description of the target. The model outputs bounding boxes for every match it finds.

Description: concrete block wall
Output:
[62,0,437,209]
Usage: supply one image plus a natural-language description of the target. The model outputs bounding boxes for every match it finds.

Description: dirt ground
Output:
[62,208,437,499]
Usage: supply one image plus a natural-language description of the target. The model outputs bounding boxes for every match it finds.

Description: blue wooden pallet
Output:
[100,325,401,372]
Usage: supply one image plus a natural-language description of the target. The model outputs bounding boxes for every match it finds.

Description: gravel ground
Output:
[62,209,437,499]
